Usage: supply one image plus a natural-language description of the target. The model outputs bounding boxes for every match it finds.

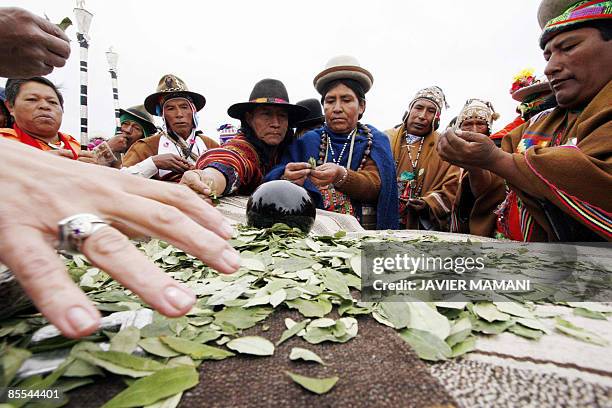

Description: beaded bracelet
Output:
[334,166,349,187]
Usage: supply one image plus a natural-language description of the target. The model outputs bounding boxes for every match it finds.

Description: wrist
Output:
[333,166,349,187]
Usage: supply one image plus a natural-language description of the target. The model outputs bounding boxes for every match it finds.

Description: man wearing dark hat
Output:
[386,86,460,231]
[180,78,308,198]
[295,98,325,138]
[438,0,611,241]
[122,74,218,182]
[99,105,157,167]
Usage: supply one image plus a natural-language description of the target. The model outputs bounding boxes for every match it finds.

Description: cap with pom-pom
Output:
[456,98,499,133]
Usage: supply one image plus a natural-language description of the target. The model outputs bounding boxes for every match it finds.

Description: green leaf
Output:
[451,336,476,357]
[378,302,411,329]
[285,298,332,318]
[64,358,104,378]
[473,302,511,322]
[555,318,609,346]
[515,318,550,334]
[269,289,287,307]
[435,302,468,310]
[75,350,166,378]
[101,366,198,408]
[143,392,183,408]
[446,316,472,347]
[405,302,451,340]
[289,347,325,365]
[110,327,140,354]
[160,336,235,360]
[399,328,452,361]
[226,336,275,356]
[1,347,31,387]
[573,307,608,320]
[285,371,339,394]
[319,269,350,296]
[508,324,543,340]
[566,302,612,313]
[138,338,180,358]
[472,318,515,335]
[277,319,310,346]
[493,302,534,318]
[213,306,272,330]
[57,17,72,31]
[241,257,266,272]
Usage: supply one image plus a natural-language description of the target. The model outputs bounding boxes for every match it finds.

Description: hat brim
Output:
[144,91,206,115]
[227,102,310,125]
[296,115,325,129]
[118,108,157,134]
[313,65,373,95]
[512,82,553,102]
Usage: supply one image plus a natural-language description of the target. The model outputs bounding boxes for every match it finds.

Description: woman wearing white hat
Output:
[266,56,398,230]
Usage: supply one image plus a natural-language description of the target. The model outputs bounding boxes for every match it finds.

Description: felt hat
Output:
[313,55,374,95]
[227,78,309,125]
[295,98,325,128]
[119,104,157,135]
[144,74,206,115]
[538,0,612,47]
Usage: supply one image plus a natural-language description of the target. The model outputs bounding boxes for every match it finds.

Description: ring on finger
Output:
[56,213,109,255]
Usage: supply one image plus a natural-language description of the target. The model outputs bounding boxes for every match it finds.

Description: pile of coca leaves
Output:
[1,224,610,407]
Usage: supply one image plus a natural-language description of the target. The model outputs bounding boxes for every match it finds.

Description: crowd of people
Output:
[0,0,610,338]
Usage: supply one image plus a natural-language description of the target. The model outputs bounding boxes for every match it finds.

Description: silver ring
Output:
[57,213,109,254]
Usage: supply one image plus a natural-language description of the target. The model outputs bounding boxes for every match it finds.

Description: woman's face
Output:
[8,81,63,138]
[323,83,365,134]
[0,103,7,128]
[246,105,289,146]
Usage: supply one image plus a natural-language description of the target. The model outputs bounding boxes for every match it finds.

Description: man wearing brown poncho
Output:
[387,86,460,230]
[438,0,612,242]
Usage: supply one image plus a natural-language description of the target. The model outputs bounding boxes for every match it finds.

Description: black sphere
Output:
[246,180,316,233]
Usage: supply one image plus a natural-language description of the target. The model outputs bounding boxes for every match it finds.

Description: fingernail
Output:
[222,221,235,238]
[222,248,241,269]
[455,129,463,135]
[164,286,196,311]
[67,306,99,333]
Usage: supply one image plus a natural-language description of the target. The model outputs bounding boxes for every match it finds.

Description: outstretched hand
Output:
[437,128,500,170]
[0,139,241,339]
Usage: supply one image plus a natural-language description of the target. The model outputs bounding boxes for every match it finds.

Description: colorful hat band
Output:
[250,97,289,104]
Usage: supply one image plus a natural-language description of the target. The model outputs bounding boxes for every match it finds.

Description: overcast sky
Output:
[1,0,549,143]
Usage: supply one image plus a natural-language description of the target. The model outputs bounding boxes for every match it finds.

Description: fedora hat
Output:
[512,82,553,102]
[144,74,206,115]
[295,98,325,128]
[313,55,374,95]
[119,104,158,135]
[227,78,309,125]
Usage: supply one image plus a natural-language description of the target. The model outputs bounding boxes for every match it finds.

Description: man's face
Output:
[323,83,365,134]
[120,120,145,150]
[7,81,63,138]
[163,98,194,138]
[405,99,437,136]
[543,27,612,109]
[460,118,489,135]
[245,105,289,146]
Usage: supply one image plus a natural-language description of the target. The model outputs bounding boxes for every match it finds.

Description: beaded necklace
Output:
[398,129,425,198]
[317,123,374,217]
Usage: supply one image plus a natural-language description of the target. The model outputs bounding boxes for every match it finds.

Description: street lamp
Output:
[74,0,93,145]
[105,47,121,131]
